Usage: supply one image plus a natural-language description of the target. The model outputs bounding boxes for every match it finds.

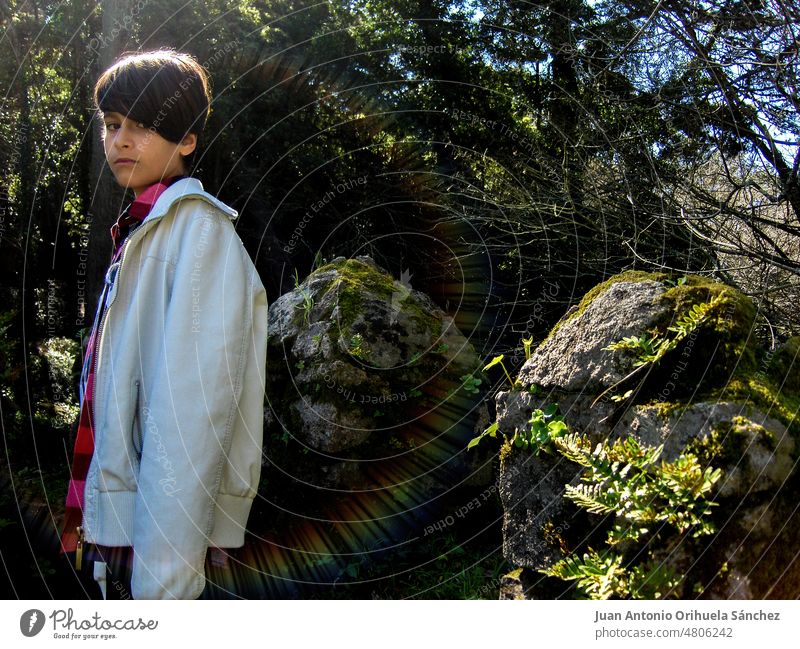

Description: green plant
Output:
[512,405,568,454]
[0,309,19,386]
[467,421,499,450]
[468,405,567,452]
[522,336,534,361]
[556,434,720,539]
[663,275,688,287]
[293,268,314,326]
[348,333,369,359]
[597,294,724,404]
[483,354,514,387]
[605,334,662,367]
[543,550,681,600]
[540,431,721,599]
[482,335,538,389]
[460,373,482,395]
[312,252,328,273]
[318,530,508,599]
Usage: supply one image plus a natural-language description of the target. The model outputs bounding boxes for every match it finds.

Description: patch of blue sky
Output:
[449,0,484,22]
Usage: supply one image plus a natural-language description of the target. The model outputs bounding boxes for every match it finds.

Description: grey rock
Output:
[497,273,800,598]
[291,400,372,453]
[265,255,484,494]
[615,402,794,497]
[518,280,666,392]
[499,448,583,569]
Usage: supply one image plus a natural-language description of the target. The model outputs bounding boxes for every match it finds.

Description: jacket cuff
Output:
[84,491,137,545]
[208,494,255,547]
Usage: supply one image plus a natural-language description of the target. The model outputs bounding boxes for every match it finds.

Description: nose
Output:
[113,122,134,150]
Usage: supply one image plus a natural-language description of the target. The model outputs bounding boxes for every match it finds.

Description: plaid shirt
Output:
[60,176,185,563]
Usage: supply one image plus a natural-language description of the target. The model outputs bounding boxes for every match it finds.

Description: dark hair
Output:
[94,49,211,167]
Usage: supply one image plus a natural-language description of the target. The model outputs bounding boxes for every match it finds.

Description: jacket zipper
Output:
[82,214,163,560]
[75,525,84,570]
[89,215,164,418]
[132,379,142,460]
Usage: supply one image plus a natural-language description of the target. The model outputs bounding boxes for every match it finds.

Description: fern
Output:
[545,549,682,600]
[667,296,723,341]
[627,559,682,599]
[543,550,626,600]
[564,483,620,515]
[551,432,596,466]
[542,425,722,599]
[600,293,726,402]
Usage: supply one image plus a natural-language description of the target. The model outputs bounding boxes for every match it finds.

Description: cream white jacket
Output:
[82,177,267,599]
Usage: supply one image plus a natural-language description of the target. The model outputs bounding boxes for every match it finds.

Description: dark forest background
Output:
[1,0,798,597]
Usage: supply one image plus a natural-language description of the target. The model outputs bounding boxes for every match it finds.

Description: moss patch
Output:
[315,258,394,335]
[646,400,690,420]
[661,276,758,371]
[649,358,800,445]
[314,257,440,343]
[655,279,759,399]
[499,437,515,464]
[672,288,797,436]
[716,374,800,437]
[689,415,771,469]
[769,336,800,394]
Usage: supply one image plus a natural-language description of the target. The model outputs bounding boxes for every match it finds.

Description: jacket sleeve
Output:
[130,203,257,599]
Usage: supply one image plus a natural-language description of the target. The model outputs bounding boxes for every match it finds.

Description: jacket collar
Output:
[142,177,238,225]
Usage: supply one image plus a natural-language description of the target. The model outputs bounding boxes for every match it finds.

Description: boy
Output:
[60,49,267,600]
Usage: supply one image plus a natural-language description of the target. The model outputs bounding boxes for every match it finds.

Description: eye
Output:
[104,122,119,131]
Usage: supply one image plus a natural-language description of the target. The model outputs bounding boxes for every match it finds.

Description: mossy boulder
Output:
[496,271,800,598]
[518,272,758,399]
[263,255,487,522]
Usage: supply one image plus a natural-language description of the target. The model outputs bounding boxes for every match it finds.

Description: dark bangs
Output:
[94,49,210,145]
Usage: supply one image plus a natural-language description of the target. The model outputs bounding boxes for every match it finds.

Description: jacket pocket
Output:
[131,378,142,463]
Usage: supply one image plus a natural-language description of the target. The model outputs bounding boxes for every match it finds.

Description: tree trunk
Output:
[86,0,131,321]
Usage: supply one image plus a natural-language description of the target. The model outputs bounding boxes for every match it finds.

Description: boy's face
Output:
[101,112,197,196]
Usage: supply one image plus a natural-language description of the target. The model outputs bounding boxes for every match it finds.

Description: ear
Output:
[178,132,197,157]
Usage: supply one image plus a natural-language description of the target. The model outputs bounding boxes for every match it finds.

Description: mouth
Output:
[114,158,137,165]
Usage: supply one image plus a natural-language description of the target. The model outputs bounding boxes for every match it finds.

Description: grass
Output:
[308,491,508,599]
